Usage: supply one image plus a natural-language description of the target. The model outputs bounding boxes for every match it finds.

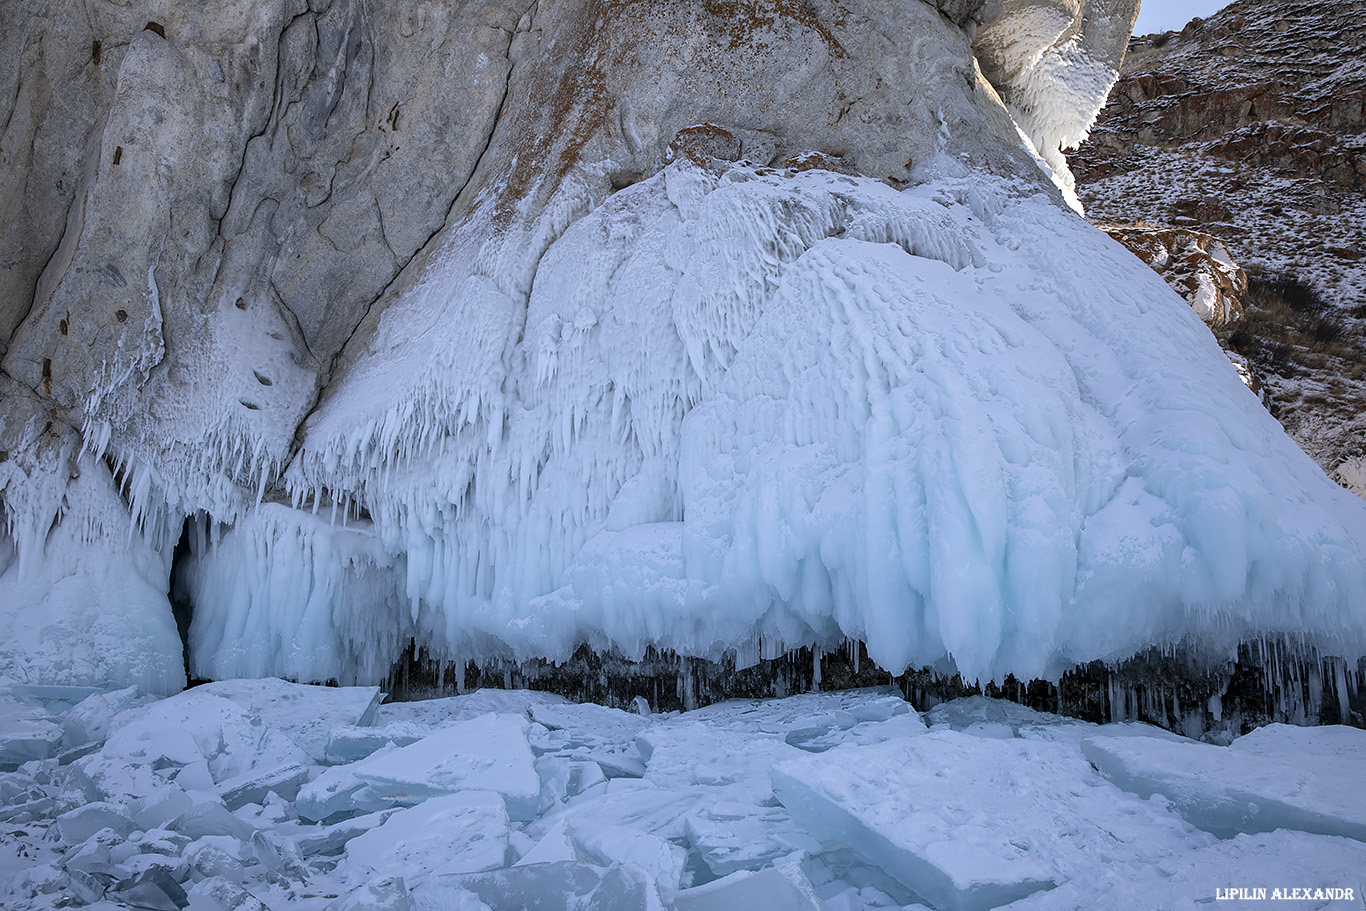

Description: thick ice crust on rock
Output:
[182,163,1366,686]
[3,0,1363,694]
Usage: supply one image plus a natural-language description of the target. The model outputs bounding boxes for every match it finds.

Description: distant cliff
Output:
[1074,0,1366,488]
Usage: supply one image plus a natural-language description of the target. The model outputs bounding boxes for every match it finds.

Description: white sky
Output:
[1133,0,1236,35]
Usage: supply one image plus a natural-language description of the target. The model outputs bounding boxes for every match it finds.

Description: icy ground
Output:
[0,679,1362,911]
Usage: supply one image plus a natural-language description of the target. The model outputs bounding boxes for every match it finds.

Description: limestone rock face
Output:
[1,0,1125,523]
[972,0,1139,201]
[0,0,1163,690]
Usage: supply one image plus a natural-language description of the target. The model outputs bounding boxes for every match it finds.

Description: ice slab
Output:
[0,697,62,769]
[1000,830,1366,911]
[325,724,425,763]
[348,713,540,821]
[536,756,608,813]
[374,689,570,730]
[772,731,1213,911]
[103,688,308,785]
[56,802,137,845]
[289,809,399,857]
[61,686,142,750]
[296,760,401,823]
[217,763,310,810]
[569,822,685,892]
[327,877,413,911]
[1082,726,1366,840]
[684,802,824,877]
[672,865,823,911]
[196,678,382,763]
[340,791,510,883]
[414,862,666,911]
[638,722,805,803]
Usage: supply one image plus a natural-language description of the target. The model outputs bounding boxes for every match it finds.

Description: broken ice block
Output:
[1082,727,1366,840]
[416,861,665,911]
[772,731,1212,911]
[671,865,823,911]
[347,713,540,821]
[339,791,510,883]
[197,678,381,763]
[684,802,824,876]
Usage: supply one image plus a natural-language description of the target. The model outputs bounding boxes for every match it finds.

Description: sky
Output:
[1132,0,1236,35]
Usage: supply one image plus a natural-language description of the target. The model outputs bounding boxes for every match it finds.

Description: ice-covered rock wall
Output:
[5,0,1365,695]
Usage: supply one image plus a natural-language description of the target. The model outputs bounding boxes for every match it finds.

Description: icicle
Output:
[812,646,822,692]
[1332,659,1349,724]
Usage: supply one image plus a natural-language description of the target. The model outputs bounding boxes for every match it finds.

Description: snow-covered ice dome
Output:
[190,161,1366,687]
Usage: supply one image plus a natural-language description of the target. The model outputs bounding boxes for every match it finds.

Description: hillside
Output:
[1074,0,1366,489]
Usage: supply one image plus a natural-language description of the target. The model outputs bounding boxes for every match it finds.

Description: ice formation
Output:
[182,163,1366,687]
[2,0,1365,696]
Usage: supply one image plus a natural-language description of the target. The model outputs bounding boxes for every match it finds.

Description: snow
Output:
[0,683,1362,911]
[1082,724,1366,840]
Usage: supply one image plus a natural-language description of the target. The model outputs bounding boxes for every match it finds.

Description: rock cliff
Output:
[1074,0,1366,482]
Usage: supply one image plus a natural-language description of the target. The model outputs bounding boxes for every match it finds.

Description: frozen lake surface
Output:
[0,679,1361,910]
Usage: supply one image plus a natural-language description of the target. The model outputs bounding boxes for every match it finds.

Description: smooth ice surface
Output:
[173,164,1366,688]
[772,730,1215,911]
[339,791,510,883]
[1082,725,1366,840]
